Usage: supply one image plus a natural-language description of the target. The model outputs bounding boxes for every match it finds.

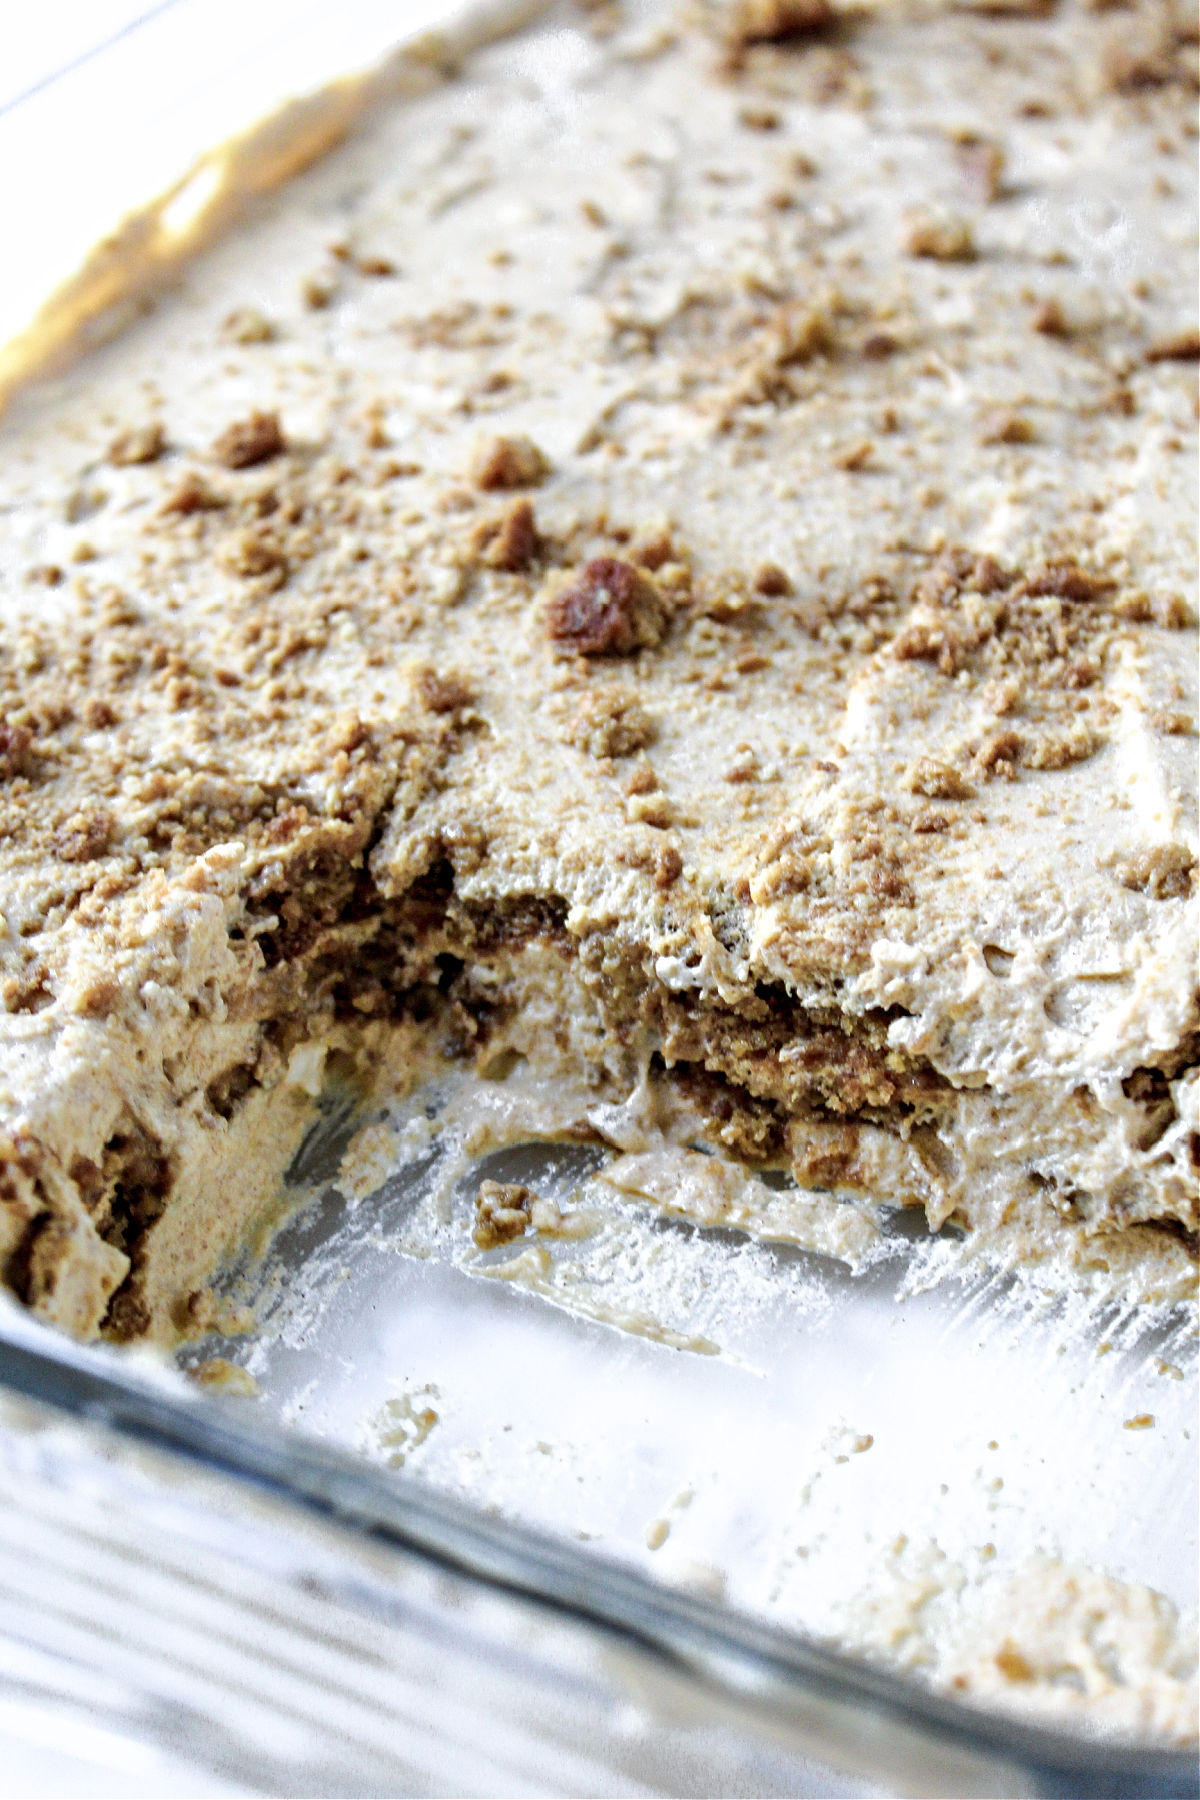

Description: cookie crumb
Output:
[212,411,286,470]
[109,421,166,466]
[470,433,549,491]
[563,688,656,757]
[836,439,874,471]
[752,561,792,596]
[1032,297,1069,336]
[474,1180,536,1248]
[222,307,276,345]
[905,758,975,801]
[486,497,540,570]
[655,844,684,889]
[982,411,1035,445]
[738,105,782,130]
[161,469,224,515]
[415,667,475,714]
[190,1358,260,1396]
[730,0,834,47]
[1116,845,1195,900]
[904,213,976,262]
[1145,329,1199,364]
[301,276,335,309]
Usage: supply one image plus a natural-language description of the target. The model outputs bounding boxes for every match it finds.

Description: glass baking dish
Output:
[0,4,1195,1794]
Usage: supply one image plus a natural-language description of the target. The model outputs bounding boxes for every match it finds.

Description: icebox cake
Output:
[0,0,1194,1344]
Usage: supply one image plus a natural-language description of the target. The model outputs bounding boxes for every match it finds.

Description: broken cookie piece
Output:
[473,1180,536,1248]
[546,559,669,656]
